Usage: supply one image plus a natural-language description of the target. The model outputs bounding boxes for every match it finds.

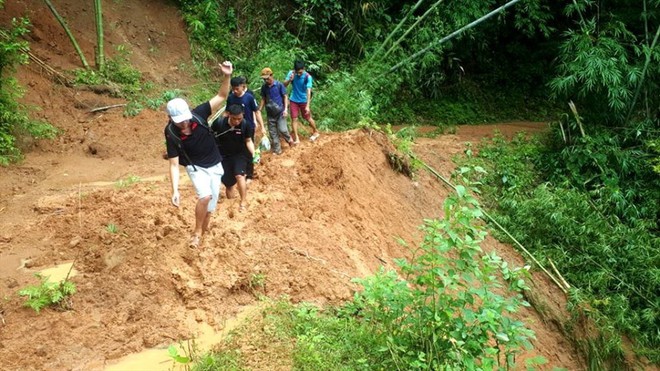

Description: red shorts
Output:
[290,101,312,121]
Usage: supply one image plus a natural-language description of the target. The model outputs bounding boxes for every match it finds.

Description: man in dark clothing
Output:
[258,67,295,155]
[164,61,233,248]
[225,76,266,180]
[212,104,256,212]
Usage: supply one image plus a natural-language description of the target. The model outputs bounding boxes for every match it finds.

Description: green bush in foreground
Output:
[349,189,542,370]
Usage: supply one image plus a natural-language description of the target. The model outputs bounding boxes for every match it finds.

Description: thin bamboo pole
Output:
[390,0,522,72]
[412,154,568,294]
[369,0,426,62]
[625,24,660,124]
[94,0,105,72]
[43,0,90,69]
[383,0,444,59]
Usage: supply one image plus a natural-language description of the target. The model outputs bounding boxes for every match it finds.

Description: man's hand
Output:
[282,110,288,118]
[220,61,233,76]
[288,72,294,82]
[304,106,310,114]
[171,191,180,207]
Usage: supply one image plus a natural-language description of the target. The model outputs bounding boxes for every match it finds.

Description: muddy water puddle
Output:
[39,261,78,282]
[105,304,262,370]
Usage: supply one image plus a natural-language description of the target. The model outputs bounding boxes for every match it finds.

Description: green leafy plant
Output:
[0,14,59,165]
[350,188,540,369]
[105,223,118,234]
[115,174,140,188]
[168,343,192,368]
[248,273,266,291]
[18,273,76,313]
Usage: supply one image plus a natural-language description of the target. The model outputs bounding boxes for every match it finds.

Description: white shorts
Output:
[185,162,224,212]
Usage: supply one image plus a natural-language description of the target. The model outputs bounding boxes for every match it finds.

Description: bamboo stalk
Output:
[94,0,105,72]
[412,154,568,294]
[369,0,425,62]
[383,0,444,59]
[548,258,571,289]
[625,24,660,124]
[390,0,523,72]
[89,104,126,113]
[43,0,90,69]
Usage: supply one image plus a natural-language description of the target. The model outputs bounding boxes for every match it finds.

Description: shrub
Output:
[18,273,76,313]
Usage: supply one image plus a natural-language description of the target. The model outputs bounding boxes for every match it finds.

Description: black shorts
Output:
[221,154,250,187]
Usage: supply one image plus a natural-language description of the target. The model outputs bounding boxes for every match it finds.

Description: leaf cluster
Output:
[18,273,76,313]
[0,14,58,165]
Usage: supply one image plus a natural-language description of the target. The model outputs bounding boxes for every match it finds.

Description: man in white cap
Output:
[164,61,233,248]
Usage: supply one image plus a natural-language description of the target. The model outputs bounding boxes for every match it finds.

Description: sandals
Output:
[239,204,247,213]
[188,234,201,248]
[310,133,320,141]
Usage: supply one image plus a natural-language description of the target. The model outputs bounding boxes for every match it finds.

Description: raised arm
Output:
[208,61,234,113]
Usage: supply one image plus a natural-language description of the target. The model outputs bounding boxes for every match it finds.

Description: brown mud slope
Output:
[0,128,584,370]
[1,0,583,369]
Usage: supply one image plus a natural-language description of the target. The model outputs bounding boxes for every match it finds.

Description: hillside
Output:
[0,1,584,369]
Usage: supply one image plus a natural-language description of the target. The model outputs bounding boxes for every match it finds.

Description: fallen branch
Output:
[89,104,126,113]
[549,258,571,290]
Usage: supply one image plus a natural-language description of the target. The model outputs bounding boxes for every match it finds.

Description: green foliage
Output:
[350,190,539,370]
[168,344,191,365]
[196,191,541,369]
[549,1,660,125]
[313,71,376,131]
[0,15,58,165]
[457,130,660,364]
[115,174,140,188]
[177,0,233,63]
[18,273,76,313]
[263,300,388,370]
[193,350,243,371]
[105,223,118,234]
[104,45,142,86]
[549,20,638,118]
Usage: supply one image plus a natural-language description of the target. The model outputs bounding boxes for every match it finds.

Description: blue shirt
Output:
[260,80,286,113]
[226,91,259,129]
[286,70,312,103]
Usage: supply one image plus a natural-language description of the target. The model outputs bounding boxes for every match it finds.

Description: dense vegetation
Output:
[1,0,658,368]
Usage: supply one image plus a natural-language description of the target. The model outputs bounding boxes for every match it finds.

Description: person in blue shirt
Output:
[258,67,295,154]
[284,60,320,143]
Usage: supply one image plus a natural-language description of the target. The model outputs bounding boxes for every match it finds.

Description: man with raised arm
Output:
[164,61,233,248]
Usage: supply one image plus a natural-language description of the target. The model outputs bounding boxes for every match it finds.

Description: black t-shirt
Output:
[164,102,222,167]
[211,116,254,158]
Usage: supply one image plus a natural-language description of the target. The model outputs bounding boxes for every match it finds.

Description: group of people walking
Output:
[163,60,318,247]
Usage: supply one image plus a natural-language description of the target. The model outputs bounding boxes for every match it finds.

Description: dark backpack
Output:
[261,81,284,117]
[165,112,213,171]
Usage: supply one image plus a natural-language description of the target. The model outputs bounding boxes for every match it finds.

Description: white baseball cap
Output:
[166,98,192,123]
